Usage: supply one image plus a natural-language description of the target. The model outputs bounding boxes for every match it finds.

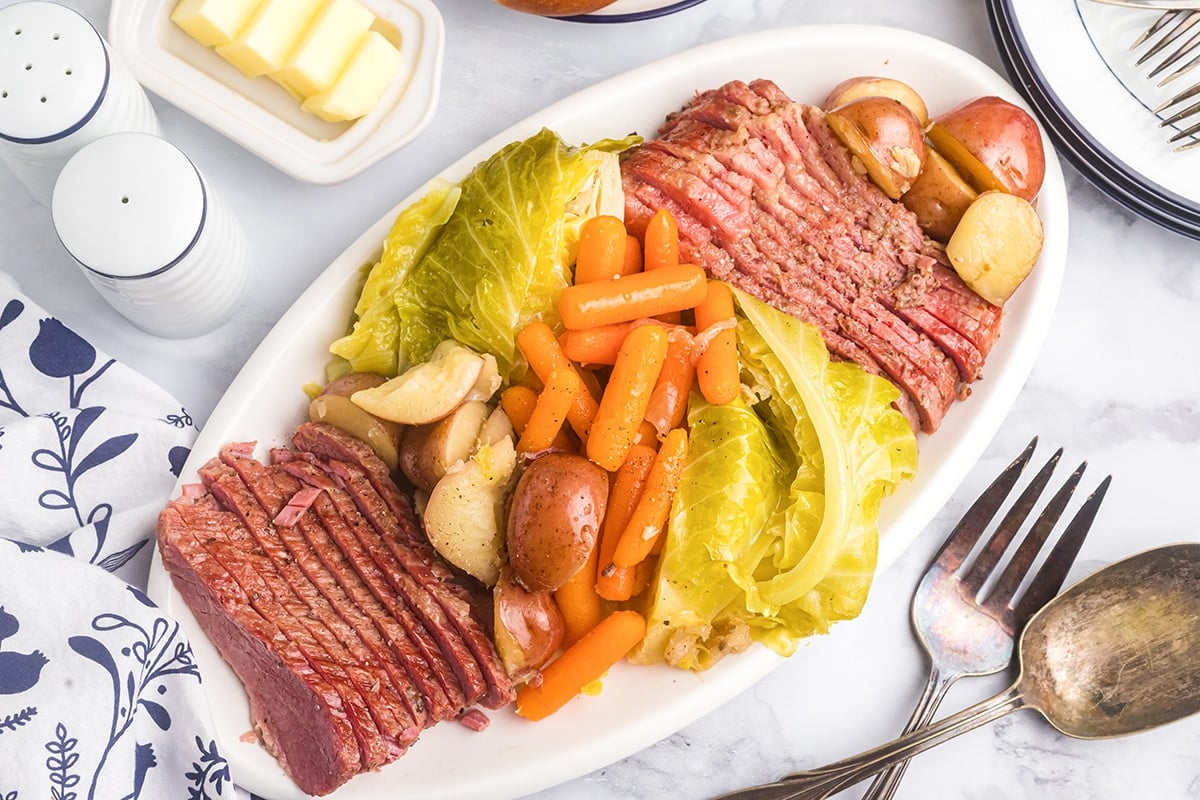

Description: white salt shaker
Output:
[51,132,250,339]
[0,1,159,206]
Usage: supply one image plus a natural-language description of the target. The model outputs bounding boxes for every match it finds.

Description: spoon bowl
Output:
[1019,542,1200,739]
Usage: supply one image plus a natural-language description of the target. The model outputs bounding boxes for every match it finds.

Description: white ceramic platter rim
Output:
[106,0,445,184]
[145,23,1069,800]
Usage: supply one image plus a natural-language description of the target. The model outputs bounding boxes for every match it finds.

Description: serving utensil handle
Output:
[710,685,1026,800]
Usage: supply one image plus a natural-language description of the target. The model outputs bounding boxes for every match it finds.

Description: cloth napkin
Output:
[0,272,242,799]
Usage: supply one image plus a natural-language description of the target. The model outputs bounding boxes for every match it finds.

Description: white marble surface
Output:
[4,0,1200,798]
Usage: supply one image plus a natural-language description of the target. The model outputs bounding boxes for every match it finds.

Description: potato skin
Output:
[824,75,929,126]
[927,96,1046,202]
[826,97,926,199]
[506,453,608,593]
[320,372,386,397]
[493,569,564,679]
[901,149,978,242]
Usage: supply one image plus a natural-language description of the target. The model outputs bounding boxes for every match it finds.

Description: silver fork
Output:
[713,438,1111,800]
[853,438,1109,800]
[1126,11,1200,149]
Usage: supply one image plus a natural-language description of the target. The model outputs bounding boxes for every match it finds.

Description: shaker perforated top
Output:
[0,1,111,144]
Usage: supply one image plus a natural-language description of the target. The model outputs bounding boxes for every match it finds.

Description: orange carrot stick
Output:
[622,234,644,275]
[631,419,660,449]
[595,444,656,601]
[643,208,679,272]
[517,368,580,453]
[558,264,708,331]
[554,543,602,649]
[694,281,740,405]
[587,324,669,472]
[516,321,600,442]
[559,322,634,366]
[515,609,647,721]
[612,428,689,568]
[644,331,696,436]
[574,215,628,284]
[500,385,538,435]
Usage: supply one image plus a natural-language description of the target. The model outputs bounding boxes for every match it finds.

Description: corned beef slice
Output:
[155,425,513,796]
[621,78,1003,432]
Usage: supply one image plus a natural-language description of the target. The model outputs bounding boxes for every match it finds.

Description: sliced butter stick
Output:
[302,31,402,123]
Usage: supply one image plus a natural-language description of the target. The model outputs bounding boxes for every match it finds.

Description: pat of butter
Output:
[215,0,323,78]
[275,0,375,98]
[171,0,263,48]
[302,31,401,123]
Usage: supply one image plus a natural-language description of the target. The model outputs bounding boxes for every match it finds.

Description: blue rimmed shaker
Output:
[0,1,159,205]
[51,131,249,338]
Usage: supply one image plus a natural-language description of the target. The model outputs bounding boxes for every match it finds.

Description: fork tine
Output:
[1160,98,1200,127]
[1155,81,1200,113]
[959,447,1063,596]
[1012,475,1112,623]
[1167,117,1200,143]
[1136,12,1200,66]
[1131,11,1180,51]
[983,461,1085,612]
[1147,30,1200,80]
[932,437,1038,572]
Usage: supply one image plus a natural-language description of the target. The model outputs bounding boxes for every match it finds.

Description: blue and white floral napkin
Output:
[0,272,238,800]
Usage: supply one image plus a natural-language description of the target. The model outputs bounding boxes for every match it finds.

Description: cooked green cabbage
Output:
[633,288,918,667]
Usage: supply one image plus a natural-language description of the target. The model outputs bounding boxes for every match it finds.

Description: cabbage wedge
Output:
[633,289,918,668]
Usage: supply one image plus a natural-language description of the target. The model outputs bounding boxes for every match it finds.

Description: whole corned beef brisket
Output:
[155,422,515,796]
[620,78,1002,432]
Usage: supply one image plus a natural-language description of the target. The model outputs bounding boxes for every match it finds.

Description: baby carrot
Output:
[587,324,669,472]
[574,215,627,284]
[554,543,603,649]
[612,427,689,569]
[622,234,644,275]
[644,332,696,437]
[595,444,656,601]
[516,321,600,442]
[517,368,580,453]
[559,322,634,366]
[558,264,708,331]
[694,281,740,405]
[643,208,679,271]
[515,610,647,721]
[500,385,538,434]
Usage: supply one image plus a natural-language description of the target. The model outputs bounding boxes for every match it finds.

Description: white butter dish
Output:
[107,0,444,184]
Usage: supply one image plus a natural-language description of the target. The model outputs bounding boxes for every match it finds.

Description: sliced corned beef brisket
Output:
[155,422,515,797]
[620,78,1002,432]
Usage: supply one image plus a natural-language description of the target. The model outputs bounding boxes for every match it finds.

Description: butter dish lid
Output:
[106,0,444,185]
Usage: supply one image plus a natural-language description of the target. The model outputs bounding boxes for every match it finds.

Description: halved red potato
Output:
[901,149,978,242]
[926,96,1046,202]
[826,97,927,199]
[824,75,929,126]
[945,190,1044,306]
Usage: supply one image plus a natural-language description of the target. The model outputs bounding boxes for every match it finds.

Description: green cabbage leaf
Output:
[634,288,918,666]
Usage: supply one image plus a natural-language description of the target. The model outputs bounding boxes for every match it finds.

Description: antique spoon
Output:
[713,543,1200,800]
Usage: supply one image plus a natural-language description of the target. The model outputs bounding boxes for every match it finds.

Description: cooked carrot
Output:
[631,419,661,449]
[595,444,656,601]
[559,322,633,366]
[632,554,657,596]
[517,368,580,453]
[612,427,689,569]
[694,280,740,405]
[587,324,669,472]
[554,544,603,648]
[643,208,679,272]
[574,215,627,284]
[644,331,696,436]
[622,234,644,275]
[516,321,600,442]
[500,385,538,435]
[558,264,708,331]
[515,609,647,721]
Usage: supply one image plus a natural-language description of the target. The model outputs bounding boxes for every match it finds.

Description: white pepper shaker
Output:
[51,132,250,339]
[0,1,159,206]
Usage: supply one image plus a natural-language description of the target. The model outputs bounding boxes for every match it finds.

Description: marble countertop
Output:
[4,0,1200,798]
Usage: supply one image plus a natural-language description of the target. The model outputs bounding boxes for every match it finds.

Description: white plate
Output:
[993,0,1200,232]
[561,0,708,22]
[107,0,444,184]
[146,24,1068,800]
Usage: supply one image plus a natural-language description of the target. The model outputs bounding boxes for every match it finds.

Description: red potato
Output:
[824,75,929,126]
[926,95,1046,202]
[506,452,609,593]
[826,97,927,200]
[901,148,979,243]
[945,190,1044,307]
[495,0,614,14]
[493,569,565,679]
